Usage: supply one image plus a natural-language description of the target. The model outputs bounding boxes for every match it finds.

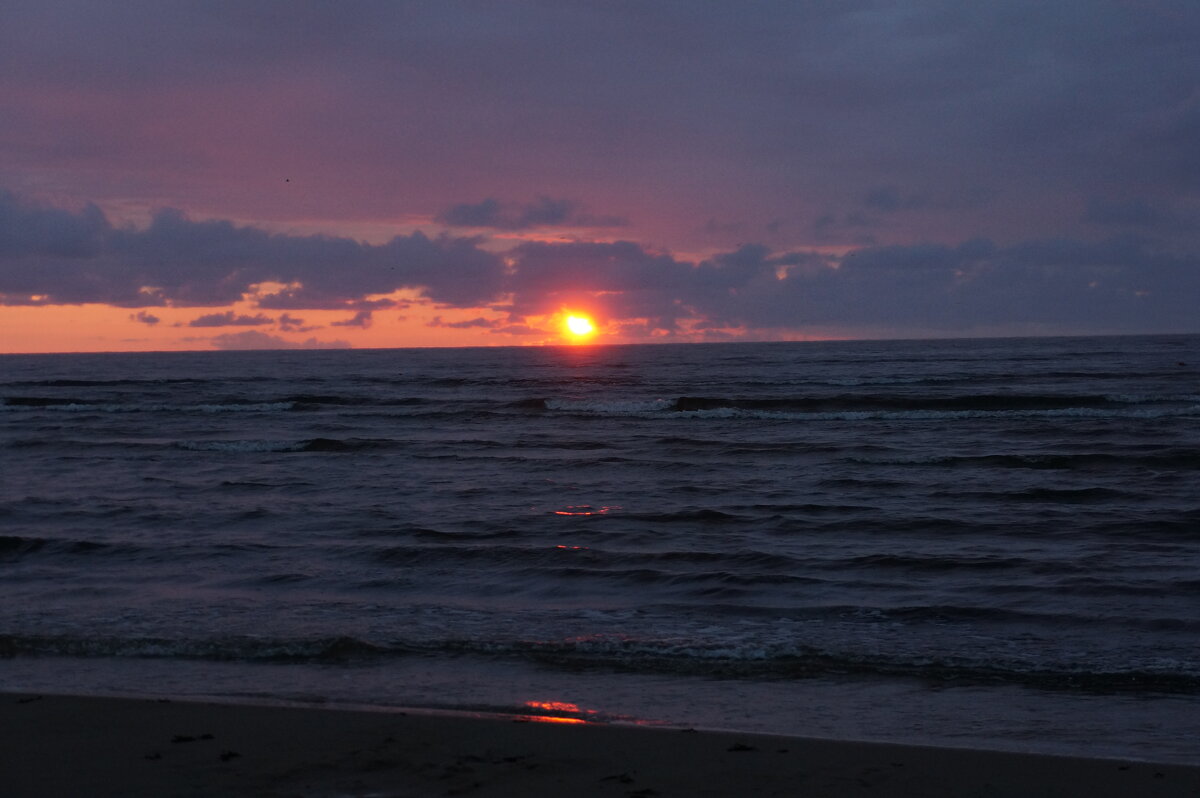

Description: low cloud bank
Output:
[2,191,1197,337]
[208,330,350,350]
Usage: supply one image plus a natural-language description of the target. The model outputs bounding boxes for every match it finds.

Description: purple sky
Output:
[2,1,1198,349]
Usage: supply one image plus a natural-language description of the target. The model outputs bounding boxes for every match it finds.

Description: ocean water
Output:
[2,335,1198,763]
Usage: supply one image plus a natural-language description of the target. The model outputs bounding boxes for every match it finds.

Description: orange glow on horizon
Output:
[0,298,844,354]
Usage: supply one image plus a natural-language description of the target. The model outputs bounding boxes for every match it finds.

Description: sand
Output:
[2,692,1197,797]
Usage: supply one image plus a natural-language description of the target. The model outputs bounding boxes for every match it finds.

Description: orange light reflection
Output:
[527,701,592,714]
[520,700,597,724]
[517,698,661,727]
[553,505,619,516]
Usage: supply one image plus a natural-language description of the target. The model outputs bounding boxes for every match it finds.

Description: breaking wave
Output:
[2,632,1195,694]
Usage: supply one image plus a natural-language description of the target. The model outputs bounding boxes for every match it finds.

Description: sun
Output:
[565,314,595,338]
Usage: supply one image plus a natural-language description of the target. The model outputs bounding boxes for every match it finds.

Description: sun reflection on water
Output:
[553,505,620,516]
[520,700,597,724]
[515,699,661,727]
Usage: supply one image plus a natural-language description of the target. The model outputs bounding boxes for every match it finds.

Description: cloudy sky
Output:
[2,0,1198,352]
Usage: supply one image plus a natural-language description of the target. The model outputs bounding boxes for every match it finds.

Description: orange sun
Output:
[565,314,595,338]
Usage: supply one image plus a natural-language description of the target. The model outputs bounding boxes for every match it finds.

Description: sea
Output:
[2,335,1198,764]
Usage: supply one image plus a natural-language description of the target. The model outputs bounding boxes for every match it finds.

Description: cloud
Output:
[3,190,1198,339]
[4,2,1200,263]
[277,313,316,332]
[437,197,627,231]
[437,199,503,228]
[0,191,110,259]
[209,330,350,350]
[330,310,372,328]
[0,195,681,331]
[0,197,506,309]
[496,235,1199,336]
[501,240,819,332]
[684,236,1200,334]
[129,310,159,325]
[490,324,545,336]
[187,311,274,327]
[427,316,501,329]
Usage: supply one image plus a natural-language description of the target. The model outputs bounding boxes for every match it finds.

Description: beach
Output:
[3,692,1198,797]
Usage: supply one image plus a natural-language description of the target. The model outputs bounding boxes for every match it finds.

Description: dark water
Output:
[2,335,1198,762]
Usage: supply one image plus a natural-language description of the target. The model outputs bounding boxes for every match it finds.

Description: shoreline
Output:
[4,691,1198,797]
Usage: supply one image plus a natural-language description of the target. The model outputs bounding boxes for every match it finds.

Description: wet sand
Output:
[3,692,1197,797]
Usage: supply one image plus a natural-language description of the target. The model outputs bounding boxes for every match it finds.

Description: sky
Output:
[2,0,1198,353]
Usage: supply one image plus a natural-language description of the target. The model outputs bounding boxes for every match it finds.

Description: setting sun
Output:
[565,314,595,337]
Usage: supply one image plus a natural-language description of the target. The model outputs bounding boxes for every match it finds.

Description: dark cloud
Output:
[330,310,373,328]
[0,192,110,259]
[276,313,316,332]
[187,311,274,327]
[685,236,1199,334]
[496,234,1197,336]
[427,316,501,329]
[129,311,159,325]
[438,199,503,228]
[3,2,1199,259]
[209,331,350,351]
[3,190,1197,338]
[490,324,545,336]
[518,197,574,228]
[0,195,506,309]
[503,240,696,331]
[437,197,627,231]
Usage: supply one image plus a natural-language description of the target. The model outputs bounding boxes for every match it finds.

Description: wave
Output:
[620,508,751,523]
[543,398,675,413]
[1,398,298,413]
[7,387,1196,423]
[175,437,387,453]
[364,543,797,571]
[664,394,1200,421]
[0,534,141,560]
[929,486,1132,503]
[0,633,387,662]
[518,393,1200,422]
[2,631,1196,694]
[670,393,1130,413]
[844,553,1033,571]
[1,378,204,388]
[0,394,429,413]
[854,450,1200,470]
[286,394,426,410]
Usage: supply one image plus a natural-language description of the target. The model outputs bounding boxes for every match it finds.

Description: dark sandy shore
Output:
[2,692,1197,797]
